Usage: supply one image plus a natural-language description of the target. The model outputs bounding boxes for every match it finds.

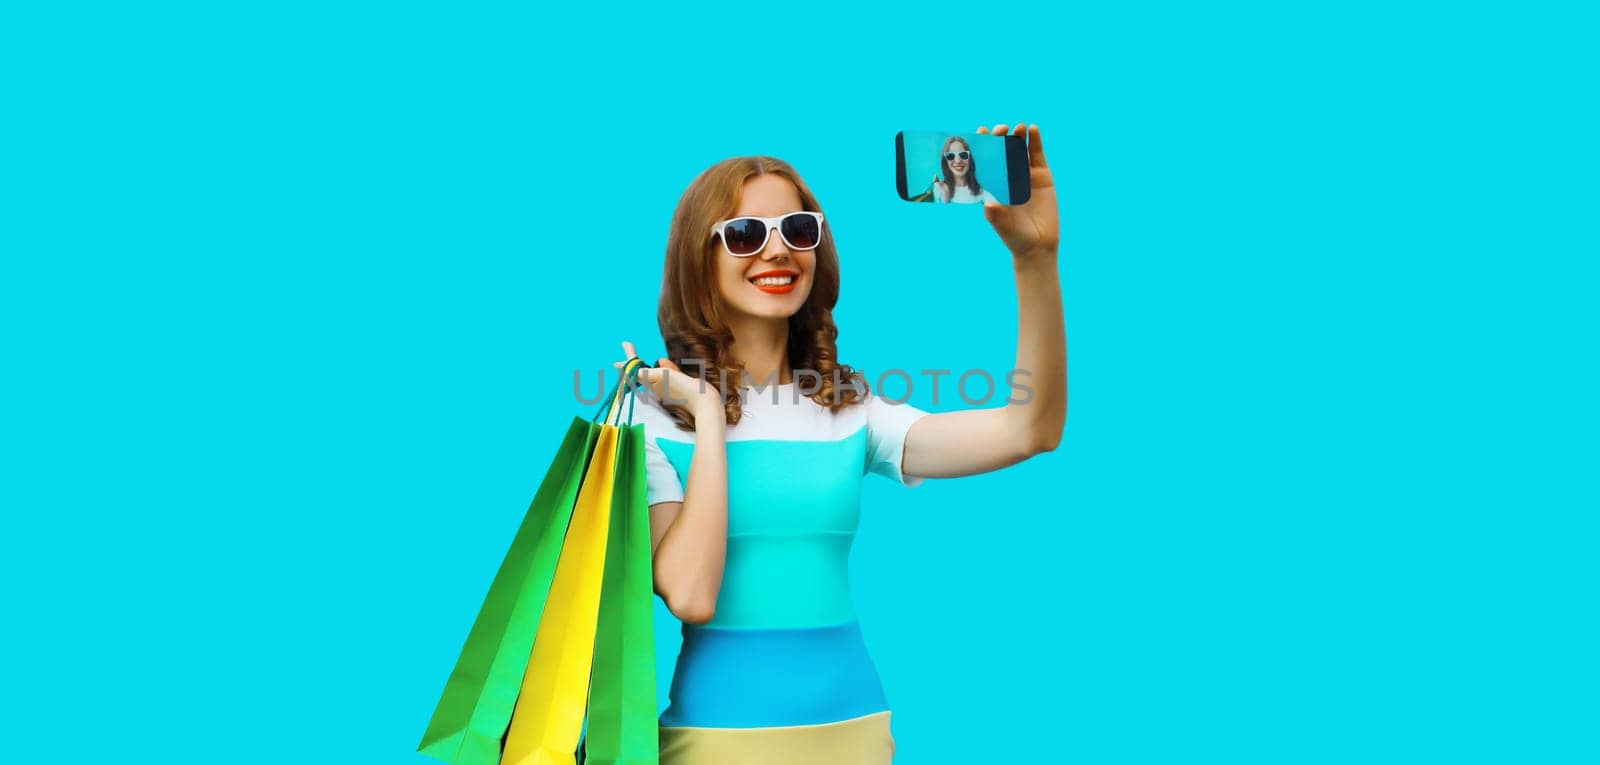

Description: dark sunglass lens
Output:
[721,219,766,254]
[780,214,820,249]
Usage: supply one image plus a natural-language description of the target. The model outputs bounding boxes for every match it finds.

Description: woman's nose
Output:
[760,225,790,259]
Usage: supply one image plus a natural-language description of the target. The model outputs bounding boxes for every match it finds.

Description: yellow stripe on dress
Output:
[659,711,894,765]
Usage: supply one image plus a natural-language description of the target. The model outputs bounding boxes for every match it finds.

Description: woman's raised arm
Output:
[901,123,1067,478]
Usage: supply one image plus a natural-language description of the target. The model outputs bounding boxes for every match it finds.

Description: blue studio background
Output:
[3,2,1596,764]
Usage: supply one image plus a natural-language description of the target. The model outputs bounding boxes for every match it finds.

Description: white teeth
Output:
[752,275,795,286]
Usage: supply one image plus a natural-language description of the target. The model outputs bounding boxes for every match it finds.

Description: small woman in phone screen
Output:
[931,136,999,204]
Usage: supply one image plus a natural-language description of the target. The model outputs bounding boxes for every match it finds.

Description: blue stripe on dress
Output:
[655,429,869,630]
[659,621,889,729]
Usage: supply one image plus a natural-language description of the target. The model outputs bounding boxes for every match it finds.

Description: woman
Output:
[930,135,999,205]
[615,123,1065,764]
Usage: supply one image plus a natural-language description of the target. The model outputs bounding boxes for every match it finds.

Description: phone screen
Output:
[895,129,1031,205]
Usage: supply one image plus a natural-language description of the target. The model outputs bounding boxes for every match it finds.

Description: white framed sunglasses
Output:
[710,211,825,257]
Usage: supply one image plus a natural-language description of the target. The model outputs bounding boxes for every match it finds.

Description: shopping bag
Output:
[501,426,616,765]
[502,359,645,765]
[583,421,658,765]
[416,419,600,765]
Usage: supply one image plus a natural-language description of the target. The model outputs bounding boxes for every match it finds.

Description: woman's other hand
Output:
[615,341,721,412]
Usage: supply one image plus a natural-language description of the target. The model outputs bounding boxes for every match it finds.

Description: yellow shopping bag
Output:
[501,412,622,765]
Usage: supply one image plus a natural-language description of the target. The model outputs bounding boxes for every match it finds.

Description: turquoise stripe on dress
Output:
[659,621,889,729]
[656,428,868,629]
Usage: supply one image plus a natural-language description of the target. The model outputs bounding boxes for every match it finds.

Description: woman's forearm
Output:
[651,397,729,624]
[1006,249,1067,453]
[890,246,1067,479]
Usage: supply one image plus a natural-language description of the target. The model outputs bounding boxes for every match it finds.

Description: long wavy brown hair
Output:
[657,156,867,431]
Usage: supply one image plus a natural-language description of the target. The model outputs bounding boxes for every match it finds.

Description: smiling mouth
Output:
[749,272,798,294]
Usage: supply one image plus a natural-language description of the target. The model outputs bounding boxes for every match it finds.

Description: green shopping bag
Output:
[417,418,597,765]
[418,360,655,765]
[583,414,658,765]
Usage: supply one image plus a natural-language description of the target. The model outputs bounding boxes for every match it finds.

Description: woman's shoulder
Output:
[630,382,926,445]
[738,383,871,441]
[634,383,878,444]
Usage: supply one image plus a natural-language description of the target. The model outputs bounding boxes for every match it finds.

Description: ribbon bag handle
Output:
[594,358,649,427]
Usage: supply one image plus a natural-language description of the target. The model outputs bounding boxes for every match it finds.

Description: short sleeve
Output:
[643,434,684,506]
[633,397,686,507]
[865,395,931,486]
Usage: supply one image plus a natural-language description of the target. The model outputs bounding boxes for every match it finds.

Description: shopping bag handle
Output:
[594,357,649,427]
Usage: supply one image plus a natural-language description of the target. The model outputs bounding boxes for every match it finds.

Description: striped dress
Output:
[635,380,929,765]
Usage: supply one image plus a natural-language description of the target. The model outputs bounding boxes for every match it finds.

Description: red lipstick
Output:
[748,269,799,295]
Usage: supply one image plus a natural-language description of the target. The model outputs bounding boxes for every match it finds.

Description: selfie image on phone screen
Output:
[895,129,1032,205]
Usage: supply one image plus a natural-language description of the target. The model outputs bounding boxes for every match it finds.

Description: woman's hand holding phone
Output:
[975,123,1058,261]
